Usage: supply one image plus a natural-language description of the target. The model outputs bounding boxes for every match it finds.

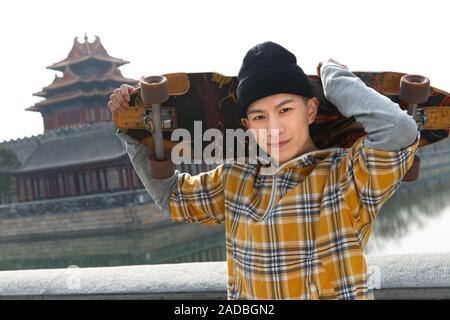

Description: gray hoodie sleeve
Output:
[320,62,419,151]
[115,129,179,214]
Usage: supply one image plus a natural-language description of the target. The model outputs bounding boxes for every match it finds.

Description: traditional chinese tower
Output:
[0,34,142,203]
[0,35,227,270]
[28,34,136,131]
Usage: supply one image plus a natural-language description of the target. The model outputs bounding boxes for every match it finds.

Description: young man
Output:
[110,42,419,299]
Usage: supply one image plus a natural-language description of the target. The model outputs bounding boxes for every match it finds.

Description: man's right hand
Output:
[110,84,177,179]
[108,84,135,113]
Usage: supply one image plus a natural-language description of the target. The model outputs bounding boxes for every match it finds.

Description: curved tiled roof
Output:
[0,122,220,175]
[1,122,127,173]
[34,68,136,98]
[27,88,118,111]
[30,35,137,112]
[47,35,128,71]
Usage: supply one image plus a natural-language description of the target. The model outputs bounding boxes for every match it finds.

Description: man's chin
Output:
[263,145,300,165]
[275,148,305,165]
[269,152,291,166]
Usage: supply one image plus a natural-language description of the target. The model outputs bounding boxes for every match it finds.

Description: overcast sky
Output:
[0,0,448,142]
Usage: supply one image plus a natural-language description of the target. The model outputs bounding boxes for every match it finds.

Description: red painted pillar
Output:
[96,170,102,192]
[15,176,21,202]
[23,177,29,202]
[31,176,36,201]
[45,176,49,198]
[63,173,68,196]
[103,169,108,191]
[126,164,133,189]
[88,170,93,193]
[80,108,85,123]
[118,166,124,189]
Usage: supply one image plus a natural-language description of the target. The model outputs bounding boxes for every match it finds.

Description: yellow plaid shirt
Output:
[170,133,420,299]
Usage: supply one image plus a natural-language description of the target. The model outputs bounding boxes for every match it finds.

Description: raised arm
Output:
[116,129,178,214]
[318,61,420,245]
[319,61,418,151]
[110,82,225,224]
[116,129,225,224]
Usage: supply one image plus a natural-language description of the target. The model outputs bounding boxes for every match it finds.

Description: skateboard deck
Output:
[113,71,450,155]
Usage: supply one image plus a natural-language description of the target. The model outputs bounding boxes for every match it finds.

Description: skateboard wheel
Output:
[148,157,175,179]
[140,75,169,104]
[399,74,430,104]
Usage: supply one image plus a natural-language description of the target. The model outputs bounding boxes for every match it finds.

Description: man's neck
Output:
[276,137,318,166]
[294,137,318,158]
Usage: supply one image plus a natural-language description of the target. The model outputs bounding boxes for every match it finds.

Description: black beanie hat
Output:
[236,41,314,118]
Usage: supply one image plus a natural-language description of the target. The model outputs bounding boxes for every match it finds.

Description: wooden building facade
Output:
[2,35,141,203]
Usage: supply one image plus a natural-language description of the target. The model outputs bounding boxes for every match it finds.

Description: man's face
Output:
[241,93,318,165]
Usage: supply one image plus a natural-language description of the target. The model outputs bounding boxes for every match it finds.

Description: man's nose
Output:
[266,117,285,136]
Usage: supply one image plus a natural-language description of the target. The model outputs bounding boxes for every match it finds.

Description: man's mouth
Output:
[267,139,291,148]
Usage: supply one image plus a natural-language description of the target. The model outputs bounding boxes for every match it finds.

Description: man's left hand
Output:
[317,59,349,80]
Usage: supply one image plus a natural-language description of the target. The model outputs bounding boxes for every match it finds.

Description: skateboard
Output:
[112,71,450,181]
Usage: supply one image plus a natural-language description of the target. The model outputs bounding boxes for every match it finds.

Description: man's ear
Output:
[306,97,319,125]
[240,118,249,129]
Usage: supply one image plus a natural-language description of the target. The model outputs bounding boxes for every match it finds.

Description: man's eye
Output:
[280,107,292,113]
[252,115,264,121]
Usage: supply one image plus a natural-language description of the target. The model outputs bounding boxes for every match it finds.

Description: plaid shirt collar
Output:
[258,147,344,176]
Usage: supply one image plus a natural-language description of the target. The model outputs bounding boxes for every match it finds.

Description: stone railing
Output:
[0,253,449,300]
[0,189,152,218]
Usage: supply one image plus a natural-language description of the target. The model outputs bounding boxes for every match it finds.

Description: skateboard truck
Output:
[140,75,170,160]
[143,108,176,131]
[400,74,430,129]
[399,74,430,182]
